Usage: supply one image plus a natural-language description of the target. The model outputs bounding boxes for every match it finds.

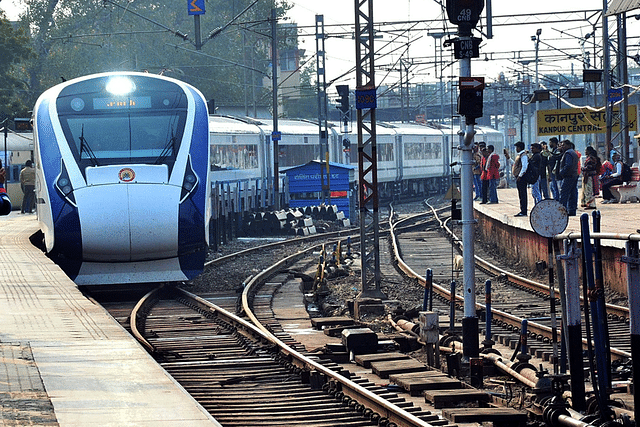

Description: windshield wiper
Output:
[79,125,99,167]
[155,128,176,165]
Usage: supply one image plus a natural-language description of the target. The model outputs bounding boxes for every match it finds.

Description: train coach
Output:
[208,115,505,200]
[33,72,211,286]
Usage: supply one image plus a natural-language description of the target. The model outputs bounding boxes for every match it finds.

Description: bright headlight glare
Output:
[106,76,136,95]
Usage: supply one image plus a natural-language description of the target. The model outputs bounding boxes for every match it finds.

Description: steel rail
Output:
[130,286,163,354]
[204,227,360,268]
[401,203,631,324]
[389,205,632,360]
[240,241,434,427]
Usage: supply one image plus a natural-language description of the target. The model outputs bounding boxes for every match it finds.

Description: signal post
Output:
[446,0,484,361]
[335,85,351,164]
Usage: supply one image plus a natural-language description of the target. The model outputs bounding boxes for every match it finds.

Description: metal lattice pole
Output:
[316,15,330,203]
[354,0,384,299]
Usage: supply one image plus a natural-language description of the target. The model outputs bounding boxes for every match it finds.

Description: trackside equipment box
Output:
[281,160,355,219]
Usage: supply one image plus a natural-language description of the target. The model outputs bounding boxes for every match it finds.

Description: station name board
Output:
[537,106,637,136]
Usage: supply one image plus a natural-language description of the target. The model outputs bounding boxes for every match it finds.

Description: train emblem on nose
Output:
[119,168,135,182]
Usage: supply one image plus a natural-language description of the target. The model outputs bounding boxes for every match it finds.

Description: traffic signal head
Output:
[458,87,483,124]
[446,0,484,31]
[335,85,349,113]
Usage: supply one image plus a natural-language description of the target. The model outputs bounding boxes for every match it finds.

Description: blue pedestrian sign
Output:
[188,0,205,15]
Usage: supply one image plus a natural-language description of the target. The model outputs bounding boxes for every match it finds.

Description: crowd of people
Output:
[472,137,630,217]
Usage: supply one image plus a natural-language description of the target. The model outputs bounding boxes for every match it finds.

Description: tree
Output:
[19,0,290,109]
[282,59,318,119]
[0,11,33,120]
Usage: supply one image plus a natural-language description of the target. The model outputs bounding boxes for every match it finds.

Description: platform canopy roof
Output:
[606,0,640,16]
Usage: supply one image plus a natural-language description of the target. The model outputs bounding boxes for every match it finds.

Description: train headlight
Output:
[106,76,136,95]
[180,157,199,203]
[55,161,76,206]
[184,174,196,191]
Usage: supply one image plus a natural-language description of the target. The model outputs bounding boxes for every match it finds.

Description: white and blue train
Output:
[206,116,505,199]
[33,72,210,286]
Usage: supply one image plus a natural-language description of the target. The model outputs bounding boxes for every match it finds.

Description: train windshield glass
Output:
[64,115,182,161]
[56,75,188,171]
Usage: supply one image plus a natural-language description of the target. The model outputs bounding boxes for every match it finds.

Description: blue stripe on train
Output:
[177,87,209,279]
[36,99,83,279]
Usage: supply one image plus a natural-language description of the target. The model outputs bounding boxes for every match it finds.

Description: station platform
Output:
[475,187,639,241]
[0,214,219,426]
[474,186,638,296]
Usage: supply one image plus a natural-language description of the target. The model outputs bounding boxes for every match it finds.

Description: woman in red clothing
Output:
[480,144,501,204]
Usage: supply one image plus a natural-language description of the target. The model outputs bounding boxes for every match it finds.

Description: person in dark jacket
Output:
[512,141,529,217]
[558,140,579,216]
[547,137,561,200]
[601,152,624,204]
[529,142,543,204]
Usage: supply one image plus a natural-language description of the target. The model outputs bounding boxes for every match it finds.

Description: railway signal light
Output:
[451,199,461,220]
[445,0,484,31]
[336,85,350,113]
[458,77,484,125]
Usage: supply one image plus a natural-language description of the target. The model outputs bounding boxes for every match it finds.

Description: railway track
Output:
[390,201,632,364]
[96,199,634,426]
[99,224,442,427]
[126,287,436,426]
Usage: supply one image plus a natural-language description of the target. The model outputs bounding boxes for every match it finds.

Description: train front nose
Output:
[76,165,180,262]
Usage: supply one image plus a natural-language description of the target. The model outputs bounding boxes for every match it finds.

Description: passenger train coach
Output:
[207,115,505,199]
[33,72,211,286]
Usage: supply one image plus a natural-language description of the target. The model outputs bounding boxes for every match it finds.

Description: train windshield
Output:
[56,75,188,173]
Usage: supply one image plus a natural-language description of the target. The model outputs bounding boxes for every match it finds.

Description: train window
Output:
[211,144,258,170]
[55,75,189,173]
[278,144,319,167]
[62,112,186,166]
[377,142,394,162]
[404,141,443,160]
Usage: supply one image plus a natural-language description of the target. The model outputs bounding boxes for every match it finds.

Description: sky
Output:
[2,0,638,93]
[283,0,638,91]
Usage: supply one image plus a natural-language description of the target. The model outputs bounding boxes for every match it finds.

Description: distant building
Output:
[263,23,303,117]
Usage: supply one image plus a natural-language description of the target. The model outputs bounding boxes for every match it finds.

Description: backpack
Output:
[621,162,632,182]
[524,165,539,184]
[523,153,540,184]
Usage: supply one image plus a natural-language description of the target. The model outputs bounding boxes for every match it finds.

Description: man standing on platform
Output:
[529,143,543,204]
[547,137,561,200]
[512,141,529,217]
[538,141,550,200]
[558,140,579,216]
[20,160,35,214]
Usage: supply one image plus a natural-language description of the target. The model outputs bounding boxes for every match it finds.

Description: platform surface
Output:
[0,213,219,426]
[475,187,639,246]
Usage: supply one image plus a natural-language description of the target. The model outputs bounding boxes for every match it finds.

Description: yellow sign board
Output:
[537,105,637,137]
